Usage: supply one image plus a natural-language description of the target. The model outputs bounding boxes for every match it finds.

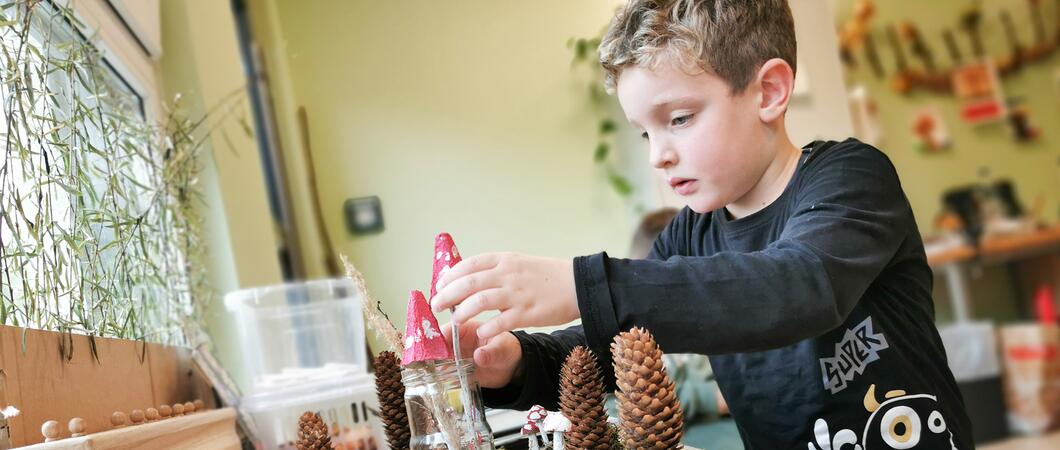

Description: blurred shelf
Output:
[927,225,1060,268]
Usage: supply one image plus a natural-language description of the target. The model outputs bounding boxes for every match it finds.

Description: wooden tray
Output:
[18,408,239,449]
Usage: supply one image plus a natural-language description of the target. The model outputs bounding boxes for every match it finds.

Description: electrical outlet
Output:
[344,196,384,235]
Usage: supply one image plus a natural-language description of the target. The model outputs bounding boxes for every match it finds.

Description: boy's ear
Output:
[755,58,794,124]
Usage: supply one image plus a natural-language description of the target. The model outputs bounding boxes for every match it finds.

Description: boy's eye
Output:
[671,114,693,126]
[640,131,649,140]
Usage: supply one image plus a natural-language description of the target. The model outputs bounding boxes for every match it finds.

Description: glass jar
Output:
[402,359,495,450]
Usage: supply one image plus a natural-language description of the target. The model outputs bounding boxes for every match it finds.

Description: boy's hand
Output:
[431,253,579,341]
[442,320,523,388]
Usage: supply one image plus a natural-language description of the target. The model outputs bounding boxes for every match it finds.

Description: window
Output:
[0,1,187,343]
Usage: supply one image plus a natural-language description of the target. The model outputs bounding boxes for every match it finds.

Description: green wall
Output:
[832,0,1060,322]
[247,0,641,353]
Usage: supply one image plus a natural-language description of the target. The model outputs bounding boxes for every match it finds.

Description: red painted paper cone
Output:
[401,290,453,366]
[431,232,462,299]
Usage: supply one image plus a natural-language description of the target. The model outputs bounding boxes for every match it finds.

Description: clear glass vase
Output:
[402,359,495,450]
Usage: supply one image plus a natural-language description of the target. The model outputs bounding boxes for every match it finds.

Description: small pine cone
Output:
[296,411,332,450]
[374,351,411,450]
[559,346,613,450]
[612,327,684,449]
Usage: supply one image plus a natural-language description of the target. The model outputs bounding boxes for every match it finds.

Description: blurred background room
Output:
[0,0,1058,449]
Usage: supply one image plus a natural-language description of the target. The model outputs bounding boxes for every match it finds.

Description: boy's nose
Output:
[650,143,678,169]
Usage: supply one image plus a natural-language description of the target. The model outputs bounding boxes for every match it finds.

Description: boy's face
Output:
[617,59,777,214]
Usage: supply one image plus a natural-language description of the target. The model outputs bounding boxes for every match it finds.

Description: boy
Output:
[432,1,972,448]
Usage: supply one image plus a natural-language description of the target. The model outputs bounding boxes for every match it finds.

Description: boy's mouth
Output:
[669,177,697,195]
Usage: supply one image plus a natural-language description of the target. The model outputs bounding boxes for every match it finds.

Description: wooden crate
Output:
[19,408,238,450]
[0,325,217,447]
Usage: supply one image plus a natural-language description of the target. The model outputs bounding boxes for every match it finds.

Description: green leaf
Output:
[607,171,634,197]
[238,115,254,138]
[575,38,588,61]
[599,119,616,135]
[593,142,609,163]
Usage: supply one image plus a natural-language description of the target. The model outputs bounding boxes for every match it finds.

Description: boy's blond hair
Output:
[599,0,797,94]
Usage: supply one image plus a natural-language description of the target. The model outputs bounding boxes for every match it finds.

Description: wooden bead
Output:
[172,403,184,416]
[145,408,159,421]
[193,399,204,411]
[110,411,127,428]
[68,417,85,437]
[41,420,61,441]
[183,402,195,414]
[158,405,172,419]
[130,409,145,424]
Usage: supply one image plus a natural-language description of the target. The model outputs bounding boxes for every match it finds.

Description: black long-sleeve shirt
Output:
[483,139,972,449]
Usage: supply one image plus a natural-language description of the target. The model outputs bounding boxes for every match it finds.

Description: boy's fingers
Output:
[431,271,500,312]
[452,288,506,323]
[476,311,521,342]
[474,333,510,368]
[435,253,500,293]
[441,321,480,358]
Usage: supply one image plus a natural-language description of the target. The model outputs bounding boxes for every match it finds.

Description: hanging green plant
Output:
[0,0,245,345]
[568,35,635,201]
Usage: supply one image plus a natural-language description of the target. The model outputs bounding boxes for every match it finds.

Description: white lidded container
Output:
[225,278,381,448]
[239,369,384,449]
[224,278,368,393]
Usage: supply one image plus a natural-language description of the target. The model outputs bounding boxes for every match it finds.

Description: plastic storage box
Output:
[224,278,368,393]
[225,279,381,448]
[240,370,384,449]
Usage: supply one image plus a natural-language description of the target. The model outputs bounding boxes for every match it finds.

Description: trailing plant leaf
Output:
[593,142,609,163]
[607,170,633,197]
[598,118,616,135]
[569,30,636,202]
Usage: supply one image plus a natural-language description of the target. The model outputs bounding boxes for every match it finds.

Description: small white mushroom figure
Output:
[527,405,551,446]
[540,412,571,450]
[521,422,542,450]
[0,406,20,450]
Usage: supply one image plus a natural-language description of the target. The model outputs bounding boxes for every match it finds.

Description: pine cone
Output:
[612,327,683,449]
[374,351,410,450]
[297,411,332,450]
[559,346,613,450]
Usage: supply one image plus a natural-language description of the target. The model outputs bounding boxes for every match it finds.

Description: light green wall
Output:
[225,0,1060,361]
[248,0,641,353]
[159,0,284,391]
[833,0,1060,228]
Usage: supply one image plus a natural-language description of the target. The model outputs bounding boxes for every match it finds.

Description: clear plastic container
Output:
[223,278,368,394]
[240,371,384,449]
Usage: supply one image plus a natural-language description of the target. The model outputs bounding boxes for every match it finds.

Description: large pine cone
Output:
[559,346,612,450]
[612,327,684,449]
[374,351,410,449]
[297,411,332,450]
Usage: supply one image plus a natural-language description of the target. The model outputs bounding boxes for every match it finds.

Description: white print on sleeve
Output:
[819,317,890,394]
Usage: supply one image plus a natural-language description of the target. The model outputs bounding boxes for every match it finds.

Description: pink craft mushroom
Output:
[431,232,462,299]
[527,405,551,446]
[521,421,542,450]
[400,290,453,367]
